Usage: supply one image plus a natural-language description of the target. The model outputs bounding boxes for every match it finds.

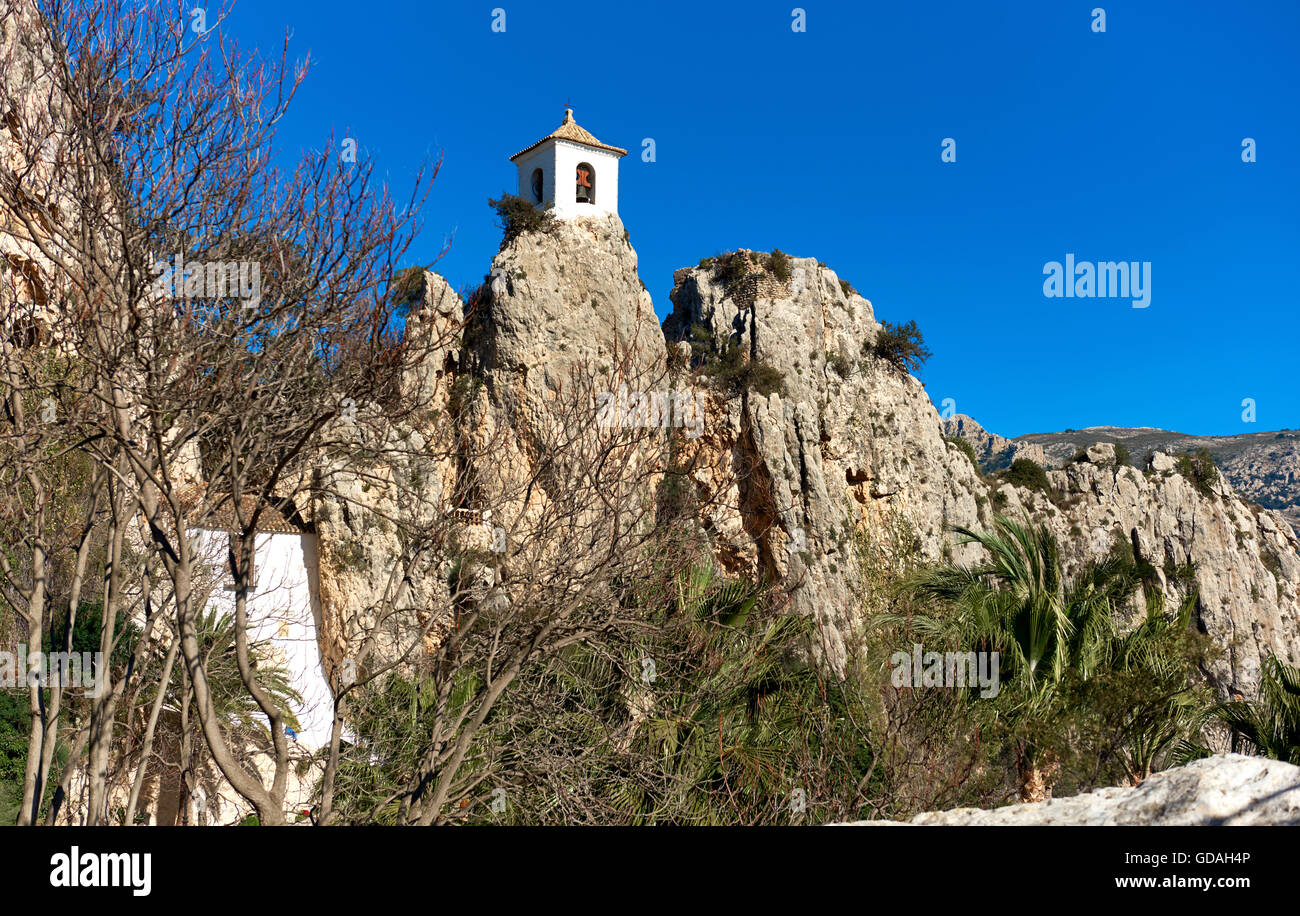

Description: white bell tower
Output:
[509,109,627,219]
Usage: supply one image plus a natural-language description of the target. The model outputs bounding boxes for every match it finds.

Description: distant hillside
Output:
[1012,426,1300,529]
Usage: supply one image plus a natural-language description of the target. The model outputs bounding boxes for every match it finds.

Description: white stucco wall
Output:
[195,529,334,751]
[514,145,555,209]
[515,140,621,219]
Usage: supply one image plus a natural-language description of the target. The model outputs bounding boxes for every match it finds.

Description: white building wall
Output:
[195,529,335,750]
[513,145,556,209]
[517,140,620,219]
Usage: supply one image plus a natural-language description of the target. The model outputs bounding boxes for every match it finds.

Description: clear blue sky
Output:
[226,0,1299,438]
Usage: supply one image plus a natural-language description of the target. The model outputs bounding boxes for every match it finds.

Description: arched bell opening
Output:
[575,162,595,205]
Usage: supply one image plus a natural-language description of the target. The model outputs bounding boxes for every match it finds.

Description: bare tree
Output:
[1,0,445,824]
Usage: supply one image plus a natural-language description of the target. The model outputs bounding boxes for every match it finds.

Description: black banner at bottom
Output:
[0,825,1281,905]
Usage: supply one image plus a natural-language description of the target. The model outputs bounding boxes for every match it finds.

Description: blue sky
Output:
[226,1,1299,438]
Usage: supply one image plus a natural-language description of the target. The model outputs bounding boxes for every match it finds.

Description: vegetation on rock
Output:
[688,324,785,398]
[1001,457,1053,495]
[1177,448,1221,498]
[865,319,931,374]
[946,435,979,469]
[489,192,558,246]
[901,517,1215,800]
[1212,655,1300,764]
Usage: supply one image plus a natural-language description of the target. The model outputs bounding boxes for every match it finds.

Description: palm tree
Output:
[1101,589,1212,784]
[171,608,303,743]
[152,609,303,823]
[904,516,1150,801]
[1212,655,1300,764]
[448,563,877,825]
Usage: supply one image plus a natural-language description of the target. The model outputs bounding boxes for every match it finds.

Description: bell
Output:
[576,165,593,203]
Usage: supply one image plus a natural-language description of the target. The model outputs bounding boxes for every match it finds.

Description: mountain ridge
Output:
[996,422,1300,531]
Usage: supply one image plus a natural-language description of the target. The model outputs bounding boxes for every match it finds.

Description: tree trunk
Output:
[1017,751,1060,803]
[124,633,179,825]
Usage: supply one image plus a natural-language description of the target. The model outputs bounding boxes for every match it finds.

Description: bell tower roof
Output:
[509,108,628,162]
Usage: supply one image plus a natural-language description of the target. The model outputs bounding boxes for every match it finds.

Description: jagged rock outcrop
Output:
[942,414,1046,470]
[842,754,1300,825]
[476,213,665,392]
[309,272,465,680]
[663,253,986,666]
[1013,426,1300,532]
[1024,446,1300,695]
[308,227,1300,702]
[454,212,669,564]
[940,436,1300,695]
[663,253,1299,694]
[309,215,671,675]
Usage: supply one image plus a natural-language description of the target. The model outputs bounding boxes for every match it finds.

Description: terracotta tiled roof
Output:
[177,484,307,535]
[509,109,628,161]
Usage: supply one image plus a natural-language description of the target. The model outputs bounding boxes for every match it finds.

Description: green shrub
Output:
[447,372,481,414]
[946,436,979,468]
[1162,554,1199,591]
[388,266,425,314]
[1175,448,1219,498]
[903,517,1217,797]
[489,192,557,246]
[712,251,753,289]
[826,350,853,378]
[1002,457,1052,494]
[865,320,931,374]
[689,324,784,398]
[766,248,792,282]
[329,566,880,825]
[1113,442,1131,467]
[0,693,29,826]
[1212,655,1300,764]
[712,346,784,397]
[708,343,784,398]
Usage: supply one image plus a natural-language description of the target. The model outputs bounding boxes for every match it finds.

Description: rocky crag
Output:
[315,219,1300,700]
[662,252,988,667]
[995,423,1300,532]
[941,414,1046,470]
[309,214,670,678]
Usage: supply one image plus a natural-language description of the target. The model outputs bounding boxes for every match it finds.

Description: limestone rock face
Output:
[842,754,1300,825]
[472,212,667,496]
[944,435,1300,696]
[310,272,464,681]
[663,254,985,666]
[1015,426,1300,533]
[308,229,1300,704]
[666,254,1299,694]
[310,217,672,676]
[479,212,665,389]
[1033,451,1300,695]
[456,213,670,561]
